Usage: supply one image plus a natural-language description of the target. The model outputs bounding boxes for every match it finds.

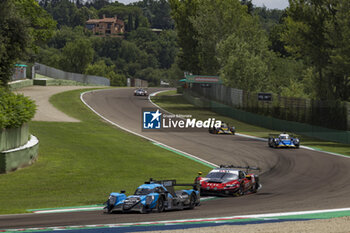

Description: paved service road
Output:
[2,88,350,229]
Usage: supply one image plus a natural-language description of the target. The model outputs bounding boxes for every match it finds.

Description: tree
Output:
[0,0,55,86]
[189,0,252,75]
[135,67,163,86]
[127,13,134,32]
[91,36,123,61]
[169,0,200,74]
[282,0,350,101]
[323,0,350,101]
[157,30,178,69]
[59,39,94,73]
[241,0,253,14]
[14,0,56,48]
[84,60,126,86]
[48,26,87,49]
[0,0,29,86]
[217,34,270,92]
[134,0,174,29]
[87,0,110,10]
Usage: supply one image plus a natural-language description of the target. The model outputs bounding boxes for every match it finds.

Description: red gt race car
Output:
[197,165,261,196]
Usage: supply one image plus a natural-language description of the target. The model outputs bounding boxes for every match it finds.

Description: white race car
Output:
[134,88,148,96]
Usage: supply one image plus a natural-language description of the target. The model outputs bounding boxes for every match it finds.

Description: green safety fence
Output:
[184,92,350,144]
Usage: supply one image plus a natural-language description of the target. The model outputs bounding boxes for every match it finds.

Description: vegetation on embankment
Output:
[0,89,210,214]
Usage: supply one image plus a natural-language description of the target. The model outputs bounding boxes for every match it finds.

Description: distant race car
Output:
[134,88,148,96]
[268,133,300,148]
[209,122,235,135]
[104,179,200,214]
[197,165,261,196]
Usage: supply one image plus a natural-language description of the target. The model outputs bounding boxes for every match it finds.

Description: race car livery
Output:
[209,122,235,135]
[104,179,200,214]
[268,133,300,148]
[197,165,261,196]
[134,88,148,96]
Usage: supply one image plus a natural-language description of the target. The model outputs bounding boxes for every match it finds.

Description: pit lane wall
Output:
[0,124,39,173]
[183,91,350,144]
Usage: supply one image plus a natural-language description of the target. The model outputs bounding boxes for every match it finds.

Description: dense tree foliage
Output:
[282,0,350,101]
[0,0,55,86]
[60,38,95,73]
[0,1,29,86]
[133,0,174,29]
[170,0,349,101]
[169,0,200,74]
[3,0,348,100]
[40,0,97,28]
[190,0,253,75]
[30,0,180,86]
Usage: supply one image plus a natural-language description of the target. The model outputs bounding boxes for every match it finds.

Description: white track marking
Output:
[80,90,218,168]
[148,90,349,159]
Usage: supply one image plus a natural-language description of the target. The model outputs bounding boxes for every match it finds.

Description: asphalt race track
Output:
[2,88,350,230]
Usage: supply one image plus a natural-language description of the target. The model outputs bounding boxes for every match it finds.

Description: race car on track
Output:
[134,88,148,96]
[209,122,235,135]
[268,133,300,148]
[104,179,200,214]
[197,165,261,196]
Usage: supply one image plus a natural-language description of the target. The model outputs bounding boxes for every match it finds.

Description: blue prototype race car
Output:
[104,179,200,214]
[268,133,300,148]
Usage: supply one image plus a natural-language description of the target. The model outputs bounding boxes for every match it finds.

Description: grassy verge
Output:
[152,91,350,156]
[35,74,95,86]
[0,89,211,214]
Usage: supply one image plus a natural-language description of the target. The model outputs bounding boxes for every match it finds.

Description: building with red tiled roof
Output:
[85,15,125,36]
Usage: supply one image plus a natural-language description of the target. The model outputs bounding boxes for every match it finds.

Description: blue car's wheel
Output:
[156,196,165,213]
[187,193,196,210]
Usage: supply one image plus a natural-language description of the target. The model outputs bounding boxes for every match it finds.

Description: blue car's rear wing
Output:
[145,178,199,190]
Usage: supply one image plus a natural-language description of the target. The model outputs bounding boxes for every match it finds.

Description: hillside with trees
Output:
[1,0,349,101]
[170,0,349,102]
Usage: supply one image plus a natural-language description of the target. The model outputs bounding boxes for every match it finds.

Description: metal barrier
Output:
[34,63,110,86]
[189,83,349,131]
[184,91,350,144]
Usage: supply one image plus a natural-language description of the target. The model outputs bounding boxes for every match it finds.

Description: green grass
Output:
[152,91,350,156]
[0,89,211,214]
